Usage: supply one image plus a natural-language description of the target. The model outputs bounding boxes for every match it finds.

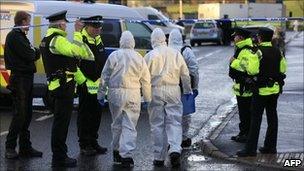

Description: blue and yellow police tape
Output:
[0,17,303,30]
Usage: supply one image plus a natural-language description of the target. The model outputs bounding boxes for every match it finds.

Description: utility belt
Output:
[257,75,285,93]
[47,70,74,90]
[235,76,258,96]
[257,77,276,88]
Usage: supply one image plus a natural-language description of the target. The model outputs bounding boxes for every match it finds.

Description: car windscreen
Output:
[194,22,215,29]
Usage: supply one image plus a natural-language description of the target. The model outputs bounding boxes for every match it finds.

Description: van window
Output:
[100,19,121,48]
[125,22,152,49]
[148,14,159,20]
[194,22,215,29]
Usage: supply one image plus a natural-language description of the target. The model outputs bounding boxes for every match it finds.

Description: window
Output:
[125,22,152,49]
[194,22,215,29]
[100,19,121,48]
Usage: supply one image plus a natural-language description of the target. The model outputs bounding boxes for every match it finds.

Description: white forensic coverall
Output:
[97,31,151,158]
[144,28,192,161]
[168,29,199,141]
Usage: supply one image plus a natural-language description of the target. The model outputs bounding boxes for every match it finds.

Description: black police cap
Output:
[258,27,274,41]
[81,15,103,28]
[232,27,251,38]
[46,10,68,22]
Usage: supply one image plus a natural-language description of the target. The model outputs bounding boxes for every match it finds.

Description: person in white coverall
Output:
[97,31,151,168]
[144,28,192,168]
[168,29,199,148]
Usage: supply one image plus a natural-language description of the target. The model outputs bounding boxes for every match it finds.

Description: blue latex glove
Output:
[98,99,105,107]
[193,89,198,98]
[183,93,192,100]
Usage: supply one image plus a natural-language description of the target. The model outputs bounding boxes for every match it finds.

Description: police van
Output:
[0,0,153,107]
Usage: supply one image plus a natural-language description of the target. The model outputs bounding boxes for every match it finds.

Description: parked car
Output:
[190,20,223,46]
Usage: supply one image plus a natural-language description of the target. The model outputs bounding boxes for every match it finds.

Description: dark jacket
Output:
[4,28,40,75]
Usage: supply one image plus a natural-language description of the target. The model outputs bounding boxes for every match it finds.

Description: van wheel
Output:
[217,38,223,45]
[190,40,195,47]
[43,90,55,113]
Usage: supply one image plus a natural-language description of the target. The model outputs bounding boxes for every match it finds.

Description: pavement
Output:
[200,31,304,171]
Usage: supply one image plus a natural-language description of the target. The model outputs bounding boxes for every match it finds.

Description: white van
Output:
[0,0,153,107]
[134,7,185,40]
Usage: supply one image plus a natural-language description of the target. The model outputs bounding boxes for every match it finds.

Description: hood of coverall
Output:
[119,30,135,49]
[151,28,167,49]
[168,29,183,50]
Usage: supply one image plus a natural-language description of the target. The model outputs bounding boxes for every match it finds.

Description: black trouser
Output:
[236,96,252,136]
[50,81,75,160]
[6,74,33,150]
[246,94,279,152]
[77,85,102,148]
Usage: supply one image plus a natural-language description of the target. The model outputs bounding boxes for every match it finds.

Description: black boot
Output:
[121,157,134,168]
[236,149,257,157]
[93,144,107,154]
[5,148,18,159]
[170,152,181,168]
[19,147,43,158]
[80,146,97,156]
[113,150,122,164]
[52,157,77,168]
[231,134,247,143]
[181,138,192,148]
[153,160,164,167]
[259,146,277,154]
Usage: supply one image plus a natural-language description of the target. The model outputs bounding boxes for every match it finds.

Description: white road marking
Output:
[35,114,54,121]
[0,131,9,136]
[197,49,223,61]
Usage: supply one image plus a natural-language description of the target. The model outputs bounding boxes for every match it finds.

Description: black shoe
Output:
[153,160,164,167]
[259,146,277,154]
[5,148,18,159]
[52,157,77,168]
[93,144,107,154]
[181,138,192,148]
[236,149,257,157]
[231,135,238,140]
[19,147,43,158]
[170,152,181,168]
[121,157,134,168]
[231,135,247,143]
[113,150,122,164]
[80,146,97,156]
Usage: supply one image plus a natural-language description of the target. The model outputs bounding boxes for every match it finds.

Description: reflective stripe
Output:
[74,68,86,85]
[84,43,95,60]
[73,40,84,47]
[232,83,252,97]
[49,36,60,54]
[259,42,272,47]
[48,79,60,90]
[259,82,280,96]
[86,79,99,94]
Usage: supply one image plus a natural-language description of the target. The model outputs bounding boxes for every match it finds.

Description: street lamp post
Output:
[179,0,183,19]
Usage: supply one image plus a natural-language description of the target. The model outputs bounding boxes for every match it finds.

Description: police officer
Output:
[220,14,232,45]
[74,15,107,156]
[229,27,260,143]
[39,10,93,167]
[4,11,42,159]
[237,28,287,157]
